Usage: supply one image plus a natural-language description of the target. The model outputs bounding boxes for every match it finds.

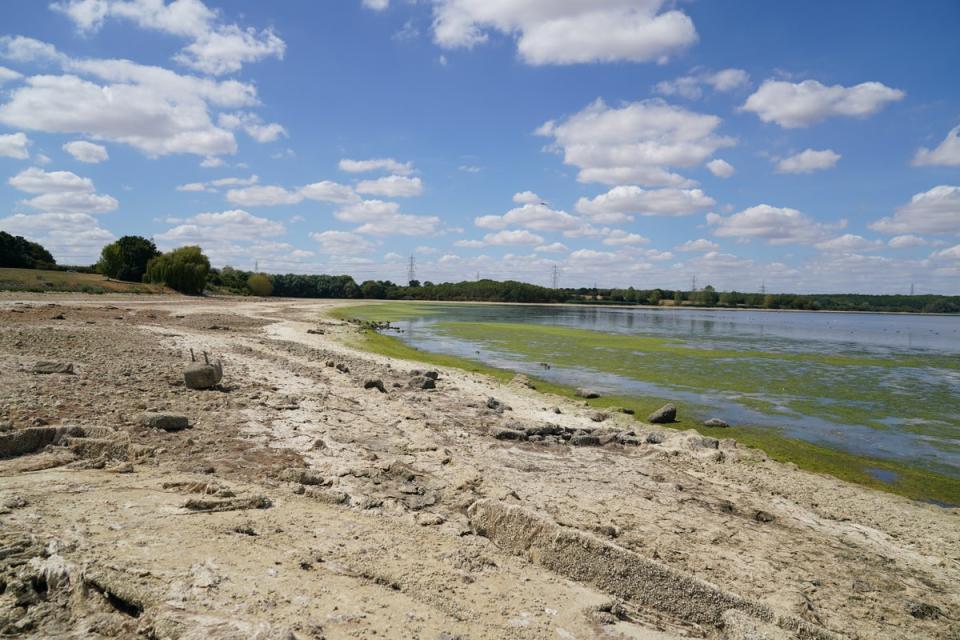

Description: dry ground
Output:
[0,294,957,639]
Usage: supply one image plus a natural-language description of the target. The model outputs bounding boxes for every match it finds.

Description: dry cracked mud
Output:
[0,294,957,639]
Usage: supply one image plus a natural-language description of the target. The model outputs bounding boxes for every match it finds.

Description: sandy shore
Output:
[0,294,957,639]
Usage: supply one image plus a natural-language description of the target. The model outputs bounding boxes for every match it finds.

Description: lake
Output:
[371,303,960,481]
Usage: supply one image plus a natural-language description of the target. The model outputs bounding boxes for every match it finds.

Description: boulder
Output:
[486,397,508,412]
[138,412,190,432]
[408,376,436,390]
[703,418,730,428]
[575,388,600,399]
[645,432,665,445]
[492,427,525,441]
[647,403,677,424]
[33,361,74,375]
[363,379,386,393]
[184,362,222,390]
[423,371,439,380]
[570,433,601,447]
[589,412,608,423]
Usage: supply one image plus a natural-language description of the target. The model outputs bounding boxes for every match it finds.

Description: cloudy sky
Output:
[1,0,958,293]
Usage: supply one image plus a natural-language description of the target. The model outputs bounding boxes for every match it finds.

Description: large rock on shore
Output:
[184,362,222,390]
[648,403,677,424]
[138,412,190,432]
[33,361,74,375]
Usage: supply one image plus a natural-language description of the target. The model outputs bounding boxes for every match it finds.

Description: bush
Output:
[247,273,273,297]
[0,231,55,268]
[96,236,159,282]
[144,246,210,295]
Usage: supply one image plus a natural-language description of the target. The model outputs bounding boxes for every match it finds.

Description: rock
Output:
[423,371,439,380]
[700,437,720,449]
[620,407,635,415]
[523,423,564,437]
[306,329,325,335]
[486,397,508,412]
[908,601,942,620]
[575,388,600,399]
[647,403,677,424]
[589,411,608,422]
[279,468,328,486]
[0,420,12,432]
[753,510,775,523]
[408,376,436,390]
[184,362,222,390]
[335,363,350,373]
[703,418,730,428]
[552,407,562,414]
[492,427,525,441]
[138,412,190,432]
[33,361,74,375]
[363,379,386,393]
[570,434,601,447]
[415,512,445,526]
[645,432,665,444]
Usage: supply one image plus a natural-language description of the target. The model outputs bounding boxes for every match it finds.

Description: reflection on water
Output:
[384,304,960,478]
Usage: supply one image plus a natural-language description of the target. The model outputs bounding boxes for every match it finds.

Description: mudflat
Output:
[0,294,957,639]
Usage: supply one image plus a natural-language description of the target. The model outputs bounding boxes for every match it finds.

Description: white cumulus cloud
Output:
[707,204,844,245]
[63,140,108,163]
[913,125,960,167]
[869,185,960,235]
[339,157,413,175]
[432,0,698,66]
[705,159,734,178]
[8,166,117,214]
[675,238,719,252]
[482,229,544,246]
[742,79,904,128]
[775,148,841,174]
[356,175,423,198]
[0,132,31,159]
[815,234,883,252]
[576,186,715,223]
[52,0,285,76]
[537,98,734,186]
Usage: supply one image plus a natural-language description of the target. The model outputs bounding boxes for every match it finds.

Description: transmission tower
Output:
[761,280,766,295]
[691,274,697,292]
[407,255,416,284]
[910,282,915,295]
[552,264,559,289]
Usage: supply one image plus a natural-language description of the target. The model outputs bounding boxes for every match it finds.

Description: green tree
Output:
[247,273,273,296]
[360,280,386,299]
[144,246,210,295]
[0,231,55,268]
[96,235,159,282]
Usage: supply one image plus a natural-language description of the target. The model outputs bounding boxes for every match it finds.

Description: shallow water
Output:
[380,304,960,479]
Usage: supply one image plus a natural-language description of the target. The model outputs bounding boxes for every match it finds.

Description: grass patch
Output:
[0,268,169,294]
[333,302,960,506]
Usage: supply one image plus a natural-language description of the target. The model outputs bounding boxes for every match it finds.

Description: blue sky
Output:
[1,0,958,293]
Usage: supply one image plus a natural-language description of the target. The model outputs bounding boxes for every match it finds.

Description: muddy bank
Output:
[0,295,957,639]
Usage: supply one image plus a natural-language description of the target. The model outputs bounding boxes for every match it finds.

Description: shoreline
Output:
[0,294,958,639]
[333,301,960,506]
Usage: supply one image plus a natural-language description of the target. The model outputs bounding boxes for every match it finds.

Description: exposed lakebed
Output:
[349,303,960,485]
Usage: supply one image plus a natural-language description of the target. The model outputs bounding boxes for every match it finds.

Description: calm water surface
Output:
[382,305,960,478]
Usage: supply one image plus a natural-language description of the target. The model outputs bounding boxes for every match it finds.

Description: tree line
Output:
[1,232,958,313]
